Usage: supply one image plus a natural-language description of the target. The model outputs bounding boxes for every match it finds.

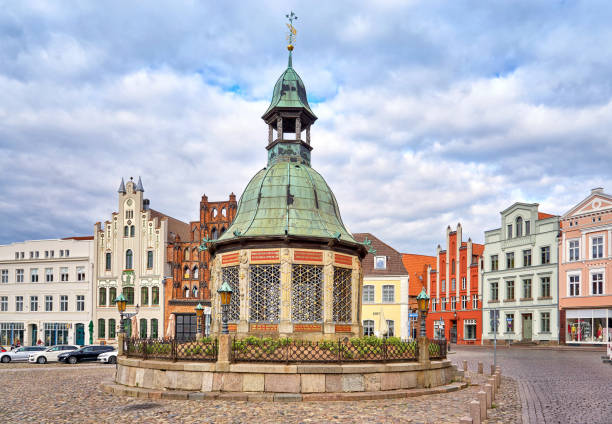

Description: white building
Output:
[482,203,560,344]
[93,177,189,345]
[0,238,94,346]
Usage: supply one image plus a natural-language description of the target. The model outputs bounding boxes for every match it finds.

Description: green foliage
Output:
[428,342,441,357]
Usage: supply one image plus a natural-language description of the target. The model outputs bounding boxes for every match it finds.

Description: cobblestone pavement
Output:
[0,364,519,423]
[452,346,612,424]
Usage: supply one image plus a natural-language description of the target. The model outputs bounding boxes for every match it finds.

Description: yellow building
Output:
[354,234,410,339]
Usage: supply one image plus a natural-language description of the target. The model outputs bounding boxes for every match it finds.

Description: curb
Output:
[101,381,468,402]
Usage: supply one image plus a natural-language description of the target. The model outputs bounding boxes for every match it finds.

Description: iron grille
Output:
[222,266,240,321]
[428,338,447,360]
[125,337,217,362]
[249,264,280,323]
[332,266,352,323]
[291,264,323,323]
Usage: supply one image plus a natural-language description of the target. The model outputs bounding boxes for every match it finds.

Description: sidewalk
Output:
[450,343,605,352]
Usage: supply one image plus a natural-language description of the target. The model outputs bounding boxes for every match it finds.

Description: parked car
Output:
[97,350,117,364]
[0,346,7,353]
[1,346,47,363]
[28,345,79,364]
[58,345,114,364]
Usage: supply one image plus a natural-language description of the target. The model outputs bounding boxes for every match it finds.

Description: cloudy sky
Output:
[1,1,611,254]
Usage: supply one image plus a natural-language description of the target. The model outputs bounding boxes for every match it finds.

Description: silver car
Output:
[1,346,47,363]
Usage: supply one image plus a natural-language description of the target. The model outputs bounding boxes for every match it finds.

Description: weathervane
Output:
[286,11,298,50]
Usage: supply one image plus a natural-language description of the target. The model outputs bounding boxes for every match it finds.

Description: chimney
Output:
[591,187,604,194]
[143,199,150,210]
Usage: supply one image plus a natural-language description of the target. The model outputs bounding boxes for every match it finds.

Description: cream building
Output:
[93,177,189,344]
[0,238,94,346]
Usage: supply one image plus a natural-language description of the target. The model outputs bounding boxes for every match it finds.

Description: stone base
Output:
[114,357,453,396]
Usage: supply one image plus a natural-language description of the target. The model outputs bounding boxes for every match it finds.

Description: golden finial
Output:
[286,11,297,51]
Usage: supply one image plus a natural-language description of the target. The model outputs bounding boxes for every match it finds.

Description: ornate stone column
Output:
[277,117,283,141]
[351,257,363,336]
[323,251,334,335]
[238,250,250,333]
[279,248,292,334]
[295,117,301,140]
[268,124,274,144]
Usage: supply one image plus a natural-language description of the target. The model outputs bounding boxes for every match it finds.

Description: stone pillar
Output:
[351,257,361,335]
[216,334,231,372]
[238,251,249,333]
[279,248,292,334]
[323,252,334,335]
[490,364,495,375]
[478,390,487,420]
[295,117,301,140]
[488,377,496,400]
[462,360,468,372]
[469,400,481,424]
[478,361,483,374]
[277,117,283,141]
[268,124,273,144]
[306,126,310,144]
[117,333,125,356]
[484,383,492,407]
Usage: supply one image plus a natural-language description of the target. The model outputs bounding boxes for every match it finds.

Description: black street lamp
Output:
[416,288,430,338]
[195,303,204,339]
[217,282,233,335]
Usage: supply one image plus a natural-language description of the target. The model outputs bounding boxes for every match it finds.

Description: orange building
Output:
[401,253,436,339]
[164,193,237,340]
[425,223,484,345]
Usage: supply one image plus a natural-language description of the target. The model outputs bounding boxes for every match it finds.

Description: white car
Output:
[28,345,79,364]
[1,346,47,363]
[97,350,117,364]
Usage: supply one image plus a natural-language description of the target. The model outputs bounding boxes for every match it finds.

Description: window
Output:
[541,277,551,298]
[523,249,532,267]
[461,295,467,310]
[432,298,437,312]
[99,287,107,306]
[386,320,394,337]
[76,295,85,311]
[60,267,68,281]
[125,249,133,269]
[147,251,154,269]
[141,286,149,305]
[569,240,579,261]
[60,295,68,311]
[130,225,135,237]
[592,273,604,295]
[541,312,550,333]
[45,250,49,258]
[16,269,24,283]
[472,294,478,309]
[523,279,532,299]
[451,279,456,291]
[451,259,455,274]
[541,246,550,264]
[461,277,466,290]
[506,252,514,269]
[140,318,147,338]
[0,297,7,311]
[506,313,514,333]
[193,266,199,279]
[30,251,33,259]
[382,285,394,302]
[109,319,116,339]
[126,210,133,219]
[506,280,515,300]
[31,268,39,282]
[15,252,18,260]
[491,255,498,271]
[592,236,604,259]
[123,287,134,305]
[441,298,447,311]
[491,281,499,301]
[184,248,189,261]
[290,264,323,324]
[569,275,580,296]
[98,319,105,338]
[363,320,374,336]
[151,286,159,305]
[441,279,446,292]
[525,221,531,235]
[183,266,190,279]
[1,269,7,283]
[45,268,53,282]
[450,296,456,311]
[124,226,129,237]
[15,296,23,312]
[77,267,85,281]
[109,287,117,305]
[50,250,54,258]
[150,319,158,339]
[507,224,512,239]
[464,319,477,340]
[516,216,523,237]
[45,295,53,311]
[35,251,39,258]
[30,296,38,311]
[60,250,64,257]
[105,252,112,271]
[65,250,69,257]
[374,256,387,270]
[362,285,375,303]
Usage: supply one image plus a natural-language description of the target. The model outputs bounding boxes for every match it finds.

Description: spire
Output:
[118,177,126,194]
[136,176,144,192]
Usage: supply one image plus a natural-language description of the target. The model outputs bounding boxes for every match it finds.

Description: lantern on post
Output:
[195,303,204,339]
[114,293,139,336]
[217,281,233,334]
[416,288,430,338]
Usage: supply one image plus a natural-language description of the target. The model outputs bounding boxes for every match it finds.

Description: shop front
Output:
[44,323,70,346]
[565,309,612,344]
[0,322,24,346]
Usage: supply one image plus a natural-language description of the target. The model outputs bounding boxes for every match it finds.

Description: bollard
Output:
[470,400,481,424]
[459,418,473,424]
[478,390,487,420]
[478,362,483,374]
[495,372,501,389]
[488,377,496,400]
[496,365,502,375]
[490,364,495,375]
[463,360,468,372]
[484,383,492,408]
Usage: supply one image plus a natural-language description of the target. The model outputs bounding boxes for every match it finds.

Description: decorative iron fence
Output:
[428,338,447,360]
[126,337,218,362]
[231,337,418,364]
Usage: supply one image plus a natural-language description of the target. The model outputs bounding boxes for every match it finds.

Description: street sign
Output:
[409,313,418,318]
[203,306,211,315]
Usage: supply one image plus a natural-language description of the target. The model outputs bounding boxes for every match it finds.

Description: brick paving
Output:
[0,363,520,423]
[452,346,612,424]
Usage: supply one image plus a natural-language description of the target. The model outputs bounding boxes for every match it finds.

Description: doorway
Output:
[75,323,85,345]
[30,324,37,346]
[450,321,457,343]
[522,314,532,341]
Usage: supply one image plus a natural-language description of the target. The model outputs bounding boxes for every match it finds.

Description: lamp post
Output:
[114,293,140,337]
[217,282,233,335]
[416,288,430,338]
[195,303,204,339]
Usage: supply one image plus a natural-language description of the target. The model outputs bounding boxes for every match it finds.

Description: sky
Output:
[1,0,611,255]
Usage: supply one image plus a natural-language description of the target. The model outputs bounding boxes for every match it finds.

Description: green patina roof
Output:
[218,161,357,243]
[263,54,316,118]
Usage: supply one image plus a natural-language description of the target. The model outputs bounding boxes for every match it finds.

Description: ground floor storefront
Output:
[560,308,612,344]
[427,310,481,345]
[482,305,558,344]
[0,321,88,346]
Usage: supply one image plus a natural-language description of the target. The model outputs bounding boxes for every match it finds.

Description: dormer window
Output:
[374,256,387,270]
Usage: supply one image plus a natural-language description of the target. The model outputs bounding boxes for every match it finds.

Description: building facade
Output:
[559,188,612,345]
[164,193,237,340]
[426,224,484,345]
[93,177,190,345]
[0,238,93,346]
[402,253,436,339]
[482,203,559,344]
[354,233,410,340]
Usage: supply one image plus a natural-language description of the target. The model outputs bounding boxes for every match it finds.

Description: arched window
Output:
[125,249,133,269]
[193,266,199,279]
[220,226,226,236]
[193,228,200,242]
[184,248,189,261]
[192,286,198,298]
[211,228,218,240]
[151,286,159,305]
[183,265,190,279]
[183,286,190,298]
[516,217,523,237]
[130,225,135,237]
[98,318,105,338]
[99,287,107,306]
[124,226,129,237]
[108,319,116,339]
[212,208,218,218]
[192,247,198,261]
[222,207,227,217]
[105,252,112,271]
[139,318,147,338]
[451,259,455,274]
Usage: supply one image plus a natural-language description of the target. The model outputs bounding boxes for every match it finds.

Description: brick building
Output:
[426,223,484,345]
[164,193,237,340]
[401,253,436,339]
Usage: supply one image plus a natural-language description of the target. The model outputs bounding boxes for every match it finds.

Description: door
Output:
[175,314,197,341]
[450,321,457,343]
[522,314,532,341]
[75,324,84,346]
[31,324,37,346]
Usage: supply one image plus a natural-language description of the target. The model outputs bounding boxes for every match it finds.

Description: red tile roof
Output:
[538,212,556,220]
[61,236,94,240]
[401,253,436,296]
[353,233,408,276]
